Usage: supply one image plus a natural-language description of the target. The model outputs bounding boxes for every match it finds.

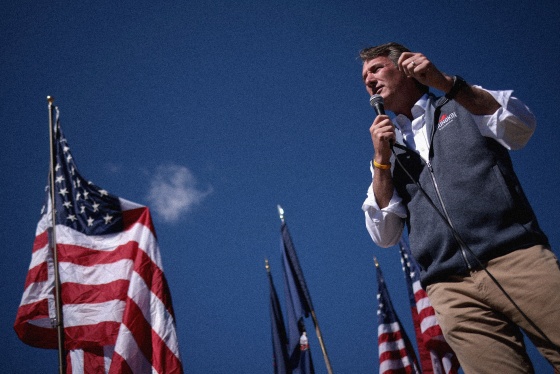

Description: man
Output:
[360,42,560,373]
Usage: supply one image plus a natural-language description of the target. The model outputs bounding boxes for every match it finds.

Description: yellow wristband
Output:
[373,160,391,170]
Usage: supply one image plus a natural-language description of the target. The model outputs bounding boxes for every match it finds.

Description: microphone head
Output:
[369,94,384,108]
[369,94,385,115]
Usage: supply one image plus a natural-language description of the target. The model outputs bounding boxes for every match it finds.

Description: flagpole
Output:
[47,96,66,374]
[277,205,334,374]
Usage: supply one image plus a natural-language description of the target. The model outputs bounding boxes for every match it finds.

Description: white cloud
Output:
[146,164,212,223]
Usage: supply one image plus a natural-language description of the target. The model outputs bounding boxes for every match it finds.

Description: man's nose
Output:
[365,72,377,87]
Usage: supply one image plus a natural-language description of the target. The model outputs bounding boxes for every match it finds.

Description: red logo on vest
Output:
[437,111,457,130]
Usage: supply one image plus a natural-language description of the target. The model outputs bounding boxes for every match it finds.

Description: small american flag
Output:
[399,239,460,374]
[14,106,183,373]
[376,258,421,374]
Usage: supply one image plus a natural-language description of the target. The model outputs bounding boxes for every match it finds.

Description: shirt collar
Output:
[412,94,429,118]
[411,94,429,131]
[394,93,430,131]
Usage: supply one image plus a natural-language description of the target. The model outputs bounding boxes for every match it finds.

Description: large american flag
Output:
[14,106,183,373]
[399,239,459,374]
[376,258,421,374]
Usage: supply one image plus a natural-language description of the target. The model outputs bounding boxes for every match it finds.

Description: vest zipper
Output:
[425,159,473,270]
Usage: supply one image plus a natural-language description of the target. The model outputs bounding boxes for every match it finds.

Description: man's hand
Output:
[370,114,395,209]
[398,52,453,93]
[370,114,394,164]
[397,51,500,115]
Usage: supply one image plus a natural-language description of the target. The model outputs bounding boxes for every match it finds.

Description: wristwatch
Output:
[445,75,467,100]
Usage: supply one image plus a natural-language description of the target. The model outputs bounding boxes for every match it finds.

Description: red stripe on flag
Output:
[108,352,134,374]
[57,242,137,266]
[122,299,183,373]
[381,366,417,374]
[131,245,176,319]
[13,298,57,348]
[33,230,48,253]
[23,262,49,289]
[379,346,415,362]
[62,280,130,305]
[65,321,121,349]
[122,207,155,236]
[378,330,403,344]
[83,346,107,374]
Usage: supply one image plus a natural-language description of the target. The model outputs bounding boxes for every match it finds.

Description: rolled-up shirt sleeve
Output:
[361,162,407,248]
[474,88,537,150]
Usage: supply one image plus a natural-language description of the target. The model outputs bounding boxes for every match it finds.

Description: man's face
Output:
[362,55,407,111]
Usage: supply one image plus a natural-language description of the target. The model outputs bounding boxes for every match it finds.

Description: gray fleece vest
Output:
[392,94,548,286]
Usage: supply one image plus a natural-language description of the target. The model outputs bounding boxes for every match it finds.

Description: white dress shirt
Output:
[362,88,537,248]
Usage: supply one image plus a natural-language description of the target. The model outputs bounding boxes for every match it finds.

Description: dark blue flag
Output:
[281,223,314,315]
[267,261,291,374]
[281,222,315,374]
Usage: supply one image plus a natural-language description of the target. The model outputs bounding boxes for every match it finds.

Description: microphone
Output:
[369,94,385,115]
[370,94,394,146]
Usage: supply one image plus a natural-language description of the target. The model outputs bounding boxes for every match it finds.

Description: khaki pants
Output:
[426,245,560,374]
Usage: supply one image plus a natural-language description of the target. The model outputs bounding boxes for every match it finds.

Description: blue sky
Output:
[2,1,559,372]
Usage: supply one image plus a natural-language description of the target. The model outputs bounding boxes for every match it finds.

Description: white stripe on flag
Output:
[59,259,133,285]
[63,300,126,327]
[20,280,54,307]
[128,271,181,358]
[420,315,439,333]
[380,357,414,373]
[113,324,153,373]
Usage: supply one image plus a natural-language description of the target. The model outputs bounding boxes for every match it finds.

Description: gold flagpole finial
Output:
[277,205,285,223]
[47,96,55,105]
[373,256,380,268]
[265,258,270,272]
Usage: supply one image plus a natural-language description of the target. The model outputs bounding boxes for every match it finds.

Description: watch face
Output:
[446,75,467,100]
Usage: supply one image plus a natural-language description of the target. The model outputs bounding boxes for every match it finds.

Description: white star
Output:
[99,189,108,196]
[58,188,69,196]
[92,202,100,212]
[80,205,86,213]
[63,145,70,152]
[55,163,61,171]
[87,217,94,227]
[83,190,89,200]
[103,214,113,224]
[76,179,81,187]
[66,155,72,162]
[55,175,65,183]
[67,214,77,222]
[63,201,72,209]
[76,192,81,201]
